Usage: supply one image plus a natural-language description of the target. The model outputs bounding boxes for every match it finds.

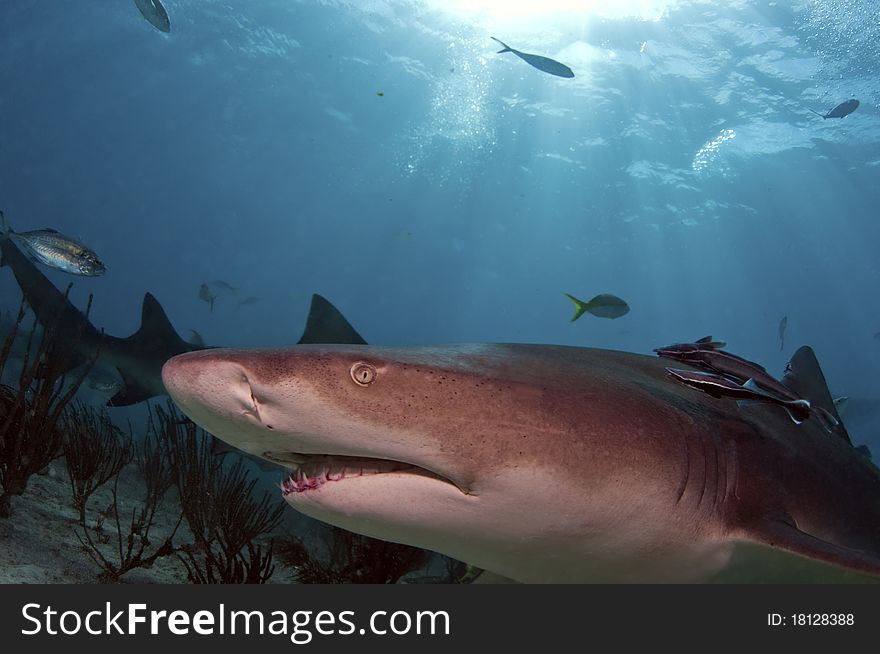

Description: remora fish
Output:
[664,367,812,424]
[564,293,629,321]
[491,37,574,78]
[1,220,361,405]
[657,343,842,436]
[1,211,105,276]
[134,0,171,33]
[162,337,880,583]
[809,99,859,120]
[653,336,727,356]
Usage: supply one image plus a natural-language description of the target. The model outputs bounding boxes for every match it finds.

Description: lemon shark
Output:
[162,331,880,582]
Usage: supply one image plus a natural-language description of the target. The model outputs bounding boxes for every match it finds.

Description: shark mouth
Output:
[278,454,454,495]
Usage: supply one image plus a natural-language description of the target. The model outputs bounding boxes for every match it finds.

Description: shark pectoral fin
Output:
[108,367,156,407]
[467,568,519,584]
[744,520,880,579]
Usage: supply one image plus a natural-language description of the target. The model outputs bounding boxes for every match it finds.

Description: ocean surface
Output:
[0,1,879,582]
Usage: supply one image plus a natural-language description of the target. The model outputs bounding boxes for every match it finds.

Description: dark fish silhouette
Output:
[211,280,237,292]
[198,283,216,312]
[134,0,171,33]
[491,37,574,78]
[809,99,859,119]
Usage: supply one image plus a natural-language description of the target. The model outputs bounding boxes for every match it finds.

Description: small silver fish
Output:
[809,99,859,120]
[134,0,171,33]
[1,211,105,276]
[211,280,238,292]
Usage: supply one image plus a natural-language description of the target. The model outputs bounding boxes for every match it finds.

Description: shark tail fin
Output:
[564,293,589,322]
[490,36,512,53]
[298,294,367,345]
[781,346,852,444]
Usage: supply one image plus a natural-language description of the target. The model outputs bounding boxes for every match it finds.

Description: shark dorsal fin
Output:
[781,346,851,444]
[297,294,367,345]
[133,293,185,346]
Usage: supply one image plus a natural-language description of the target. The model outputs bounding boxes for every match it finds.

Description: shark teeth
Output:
[281,458,410,495]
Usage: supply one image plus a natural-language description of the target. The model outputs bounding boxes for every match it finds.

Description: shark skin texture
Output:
[162,342,880,583]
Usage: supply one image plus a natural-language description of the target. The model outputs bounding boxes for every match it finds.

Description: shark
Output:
[1,227,357,406]
[1,231,200,405]
[162,330,880,582]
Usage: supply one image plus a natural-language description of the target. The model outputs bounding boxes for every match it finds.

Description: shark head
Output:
[163,343,738,582]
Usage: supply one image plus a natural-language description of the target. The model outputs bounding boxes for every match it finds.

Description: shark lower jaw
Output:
[278,453,460,496]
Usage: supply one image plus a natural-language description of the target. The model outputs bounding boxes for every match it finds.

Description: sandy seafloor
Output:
[0,459,293,584]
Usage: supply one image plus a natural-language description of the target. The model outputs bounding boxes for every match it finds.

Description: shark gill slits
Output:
[350,362,377,386]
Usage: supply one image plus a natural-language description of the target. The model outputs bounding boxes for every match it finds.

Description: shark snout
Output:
[162,349,265,434]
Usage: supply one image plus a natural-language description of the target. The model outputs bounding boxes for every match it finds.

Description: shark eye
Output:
[350,362,377,386]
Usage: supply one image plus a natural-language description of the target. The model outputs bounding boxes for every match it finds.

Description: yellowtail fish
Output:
[564,292,629,321]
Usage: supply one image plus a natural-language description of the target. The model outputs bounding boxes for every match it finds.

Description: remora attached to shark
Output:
[162,321,880,582]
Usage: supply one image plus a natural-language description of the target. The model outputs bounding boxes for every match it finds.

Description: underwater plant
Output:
[276,524,433,584]
[63,403,132,522]
[154,403,284,584]
[0,296,93,518]
[73,421,181,583]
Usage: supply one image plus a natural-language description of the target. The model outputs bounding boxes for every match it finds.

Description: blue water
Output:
[1,0,878,450]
